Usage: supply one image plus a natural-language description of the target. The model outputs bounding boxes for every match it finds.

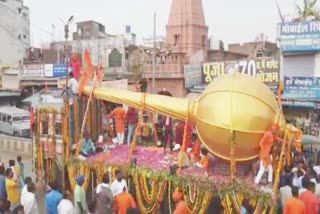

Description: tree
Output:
[296,0,319,20]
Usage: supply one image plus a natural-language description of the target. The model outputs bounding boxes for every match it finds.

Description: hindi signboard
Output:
[99,79,128,90]
[284,76,320,100]
[280,21,320,52]
[53,64,70,78]
[184,64,202,88]
[202,58,279,91]
[22,63,44,79]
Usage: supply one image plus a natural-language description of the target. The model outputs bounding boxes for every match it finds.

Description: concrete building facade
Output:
[0,0,30,65]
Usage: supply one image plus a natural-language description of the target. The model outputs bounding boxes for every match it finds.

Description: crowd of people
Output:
[0,156,35,214]
[278,160,320,214]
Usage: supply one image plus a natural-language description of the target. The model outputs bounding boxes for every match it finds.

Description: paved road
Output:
[0,151,45,213]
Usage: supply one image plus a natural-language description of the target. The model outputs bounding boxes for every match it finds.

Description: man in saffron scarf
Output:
[109,104,126,145]
[255,123,282,185]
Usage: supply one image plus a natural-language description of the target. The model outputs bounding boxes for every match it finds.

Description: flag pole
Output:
[75,74,98,156]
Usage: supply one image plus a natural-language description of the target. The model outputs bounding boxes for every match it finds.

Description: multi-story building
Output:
[0,0,30,65]
[51,21,136,73]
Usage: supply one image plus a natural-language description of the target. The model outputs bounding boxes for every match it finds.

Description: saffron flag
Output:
[97,61,104,82]
[79,50,94,95]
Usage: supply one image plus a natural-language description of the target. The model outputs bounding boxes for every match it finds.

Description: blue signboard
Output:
[284,76,320,100]
[52,64,69,77]
[184,64,202,88]
[280,21,320,52]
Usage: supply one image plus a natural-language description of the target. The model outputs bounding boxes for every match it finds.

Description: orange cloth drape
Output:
[79,50,94,95]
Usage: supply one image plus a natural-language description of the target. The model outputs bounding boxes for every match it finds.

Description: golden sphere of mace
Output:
[86,73,282,161]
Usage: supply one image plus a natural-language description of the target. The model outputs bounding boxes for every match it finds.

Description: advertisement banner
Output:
[44,64,53,77]
[202,58,279,91]
[184,64,202,88]
[99,79,128,90]
[22,63,44,79]
[280,21,320,52]
[53,64,70,77]
[284,76,320,100]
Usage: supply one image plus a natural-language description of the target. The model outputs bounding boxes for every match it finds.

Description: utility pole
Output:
[152,13,156,94]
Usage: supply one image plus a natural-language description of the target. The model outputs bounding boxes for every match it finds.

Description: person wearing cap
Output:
[172,188,189,214]
[81,131,96,157]
[172,144,190,168]
[114,183,136,214]
[74,176,87,214]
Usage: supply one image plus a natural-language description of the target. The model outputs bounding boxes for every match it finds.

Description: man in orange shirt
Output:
[189,133,201,163]
[172,189,189,214]
[300,181,319,214]
[109,104,126,145]
[114,184,136,214]
[284,187,306,214]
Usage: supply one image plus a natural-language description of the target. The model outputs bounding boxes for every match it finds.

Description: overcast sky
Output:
[24,0,304,47]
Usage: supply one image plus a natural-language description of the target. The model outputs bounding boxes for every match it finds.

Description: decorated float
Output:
[32,52,303,214]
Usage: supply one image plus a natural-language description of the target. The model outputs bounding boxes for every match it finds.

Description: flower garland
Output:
[132,169,167,214]
[67,160,275,213]
[183,181,212,214]
[67,162,91,191]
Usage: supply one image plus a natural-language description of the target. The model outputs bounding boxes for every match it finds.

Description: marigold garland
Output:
[67,162,91,191]
[66,159,276,213]
[132,169,167,214]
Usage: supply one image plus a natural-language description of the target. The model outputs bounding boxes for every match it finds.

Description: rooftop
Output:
[0,106,29,115]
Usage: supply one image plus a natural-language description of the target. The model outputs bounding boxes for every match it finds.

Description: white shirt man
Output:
[21,184,38,214]
[279,185,292,208]
[111,178,128,196]
[304,117,311,127]
[67,75,79,94]
[57,198,75,214]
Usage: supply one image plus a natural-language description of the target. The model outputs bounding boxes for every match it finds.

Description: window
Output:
[201,35,206,47]
[55,123,62,135]
[174,34,180,46]
[41,122,48,135]
[18,8,22,14]
[0,113,6,122]
[23,35,27,39]
[7,116,12,124]
[22,12,27,17]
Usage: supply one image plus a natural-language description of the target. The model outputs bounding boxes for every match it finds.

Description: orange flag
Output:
[97,61,104,82]
[79,50,94,95]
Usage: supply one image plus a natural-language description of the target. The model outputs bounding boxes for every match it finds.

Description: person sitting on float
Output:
[139,114,153,144]
[81,131,96,157]
[171,144,190,168]
[195,147,211,169]
[254,123,282,185]
[189,132,201,163]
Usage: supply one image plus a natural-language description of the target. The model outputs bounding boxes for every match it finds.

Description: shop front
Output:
[283,76,320,136]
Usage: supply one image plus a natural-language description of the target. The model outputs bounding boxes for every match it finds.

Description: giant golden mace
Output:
[84,73,284,161]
